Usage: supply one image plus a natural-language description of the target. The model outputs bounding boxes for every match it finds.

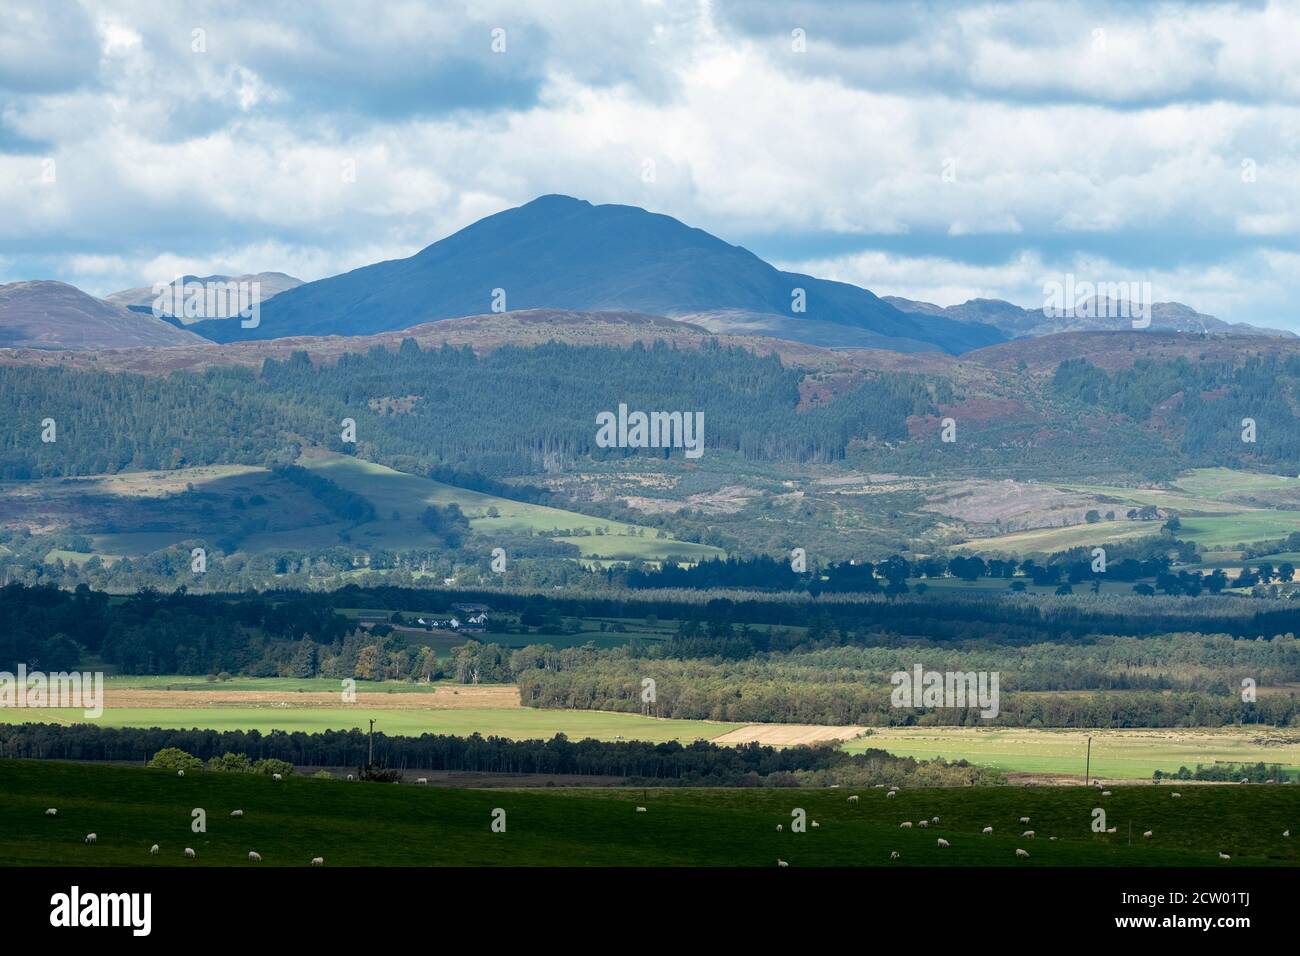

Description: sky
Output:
[2,0,1299,327]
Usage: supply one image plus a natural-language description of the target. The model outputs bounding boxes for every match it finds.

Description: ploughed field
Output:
[1,760,1296,867]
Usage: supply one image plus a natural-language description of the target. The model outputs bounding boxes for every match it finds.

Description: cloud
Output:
[0,0,1297,330]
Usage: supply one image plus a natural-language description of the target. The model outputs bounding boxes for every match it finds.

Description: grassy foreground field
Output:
[850,728,1300,780]
[1,760,1296,867]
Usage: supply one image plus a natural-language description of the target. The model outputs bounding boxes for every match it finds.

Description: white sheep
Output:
[45,808,57,816]
[899,821,912,828]
[184,848,195,859]
[886,791,897,799]
[1023,830,1035,838]
[776,859,788,867]
[848,795,859,803]
[346,774,355,781]
[811,821,819,828]
[1019,816,1030,824]
[1049,836,1057,841]
[889,785,899,792]
[636,806,647,812]
[936,838,950,848]
[84,833,96,844]
[248,851,262,862]
[776,824,783,832]
[918,820,928,828]
[982,826,993,835]
[273,773,283,781]
[311,857,324,866]
[1106,826,1117,834]
[1284,830,1291,837]
[1143,831,1153,838]
[1171,792,1181,798]
[1015,848,1029,858]
[230,810,243,818]
[416,777,429,785]
[889,851,899,860]
[149,844,159,855]
[1218,851,1230,860]
[1101,791,1112,797]
[931,816,939,823]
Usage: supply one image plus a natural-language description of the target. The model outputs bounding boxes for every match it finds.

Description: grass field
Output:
[849,728,1300,779]
[1,760,1296,866]
[0,704,738,743]
[300,454,723,563]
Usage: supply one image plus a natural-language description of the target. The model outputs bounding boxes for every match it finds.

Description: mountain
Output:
[105,272,303,321]
[188,195,1005,354]
[884,295,1293,339]
[0,281,207,349]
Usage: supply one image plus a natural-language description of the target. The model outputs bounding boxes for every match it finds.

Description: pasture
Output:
[1,760,1295,866]
[849,727,1300,780]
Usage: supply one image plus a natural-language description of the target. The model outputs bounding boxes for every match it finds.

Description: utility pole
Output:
[1084,735,1092,786]
[368,718,375,766]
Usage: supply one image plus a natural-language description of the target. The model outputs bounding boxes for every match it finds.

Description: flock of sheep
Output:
[53,803,324,866]
[771,783,1292,867]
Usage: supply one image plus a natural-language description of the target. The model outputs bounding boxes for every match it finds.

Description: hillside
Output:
[0,281,206,349]
[105,272,304,320]
[189,195,1005,354]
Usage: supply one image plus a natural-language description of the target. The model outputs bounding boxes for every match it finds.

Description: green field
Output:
[2,760,1296,866]
[0,705,738,743]
[300,454,723,563]
[851,728,1300,779]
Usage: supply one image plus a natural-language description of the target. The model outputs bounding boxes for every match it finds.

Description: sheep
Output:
[311,857,324,866]
[982,826,993,835]
[1049,837,1057,841]
[932,816,939,824]
[889,851,899,860]
[889,785,899,792]
[1143,831,1153,839]
[346,774,355,781]
[84,833,97,844]
[1106,827,1117,834]
[177,770,185,777]
[1240,778,1249,785]
[635,806,647,813]
[886,791,897,799]
[272,773,283,781]
[1171,792,1181,798]
[899,821,913,828]
[776,824,783,832]
[248,851,262,862]
[1284,830,1291,837]
[149,844,159,855]
[811,821,819,828]
[847,795,859,803]
[936,838,950,848]
[44,808,57,816]
[1019,816,1030,824]
[917,820,928,828]
[230,810,243,818]
[1218,852,1231,860]
[1015,848,1029,858]
[776,859,788,868]
[416,777,429,785]
[1101,791,1112,797]
[184,848,195,859]
[1022,830,1035,838]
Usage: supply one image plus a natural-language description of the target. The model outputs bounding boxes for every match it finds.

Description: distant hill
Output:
[0,280,206,349]
[105,272,303,322]
[885,295,1293,339]
[189,195,1005,355]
